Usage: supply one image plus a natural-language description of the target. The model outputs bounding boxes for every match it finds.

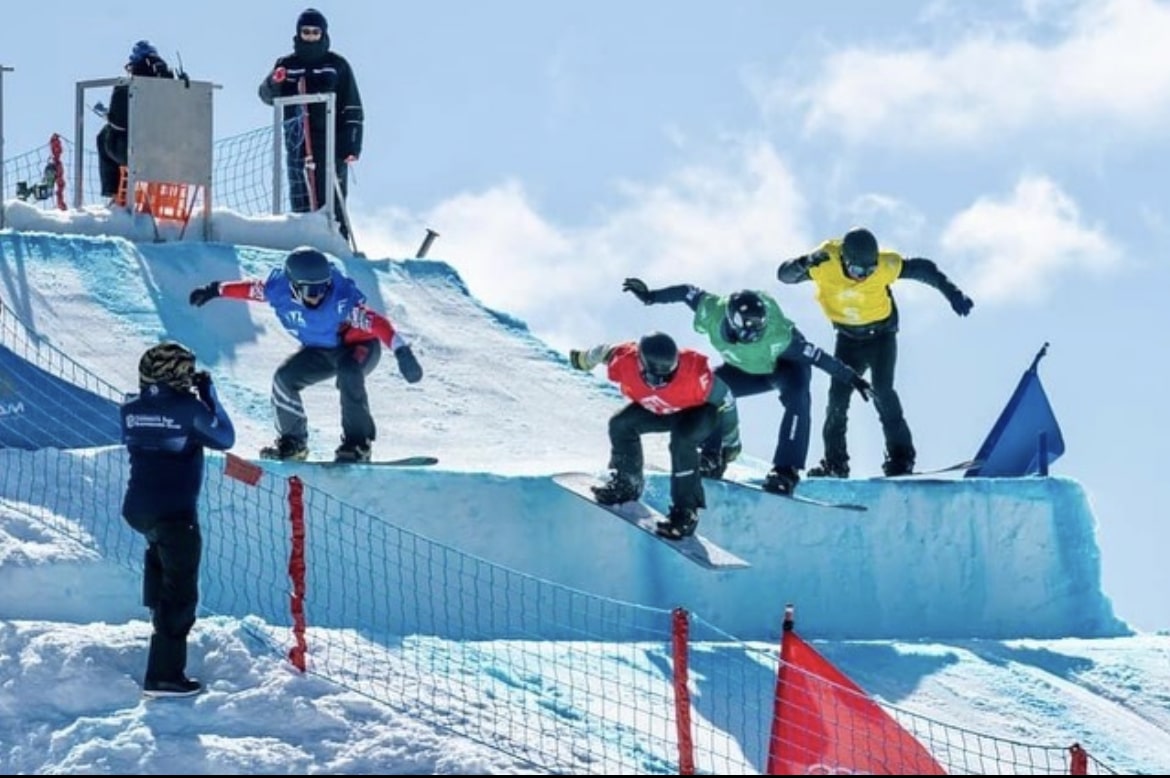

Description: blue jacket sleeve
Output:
[778,328,857,384]
[191,381,236,450]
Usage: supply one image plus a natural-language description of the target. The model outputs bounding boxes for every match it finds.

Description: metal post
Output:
[416,228,439,258]
[0,65,13,228]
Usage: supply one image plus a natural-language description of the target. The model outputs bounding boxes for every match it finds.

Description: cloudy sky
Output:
[4,0,1168,631]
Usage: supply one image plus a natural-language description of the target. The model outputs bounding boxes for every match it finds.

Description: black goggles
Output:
[293,280,331,300]
[846,262,875,279]
[727,313,765,343]
[735,323,765,343]
[642,368,673,388]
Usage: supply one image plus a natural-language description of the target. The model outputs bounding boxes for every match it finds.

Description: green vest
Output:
[693,291,793,375]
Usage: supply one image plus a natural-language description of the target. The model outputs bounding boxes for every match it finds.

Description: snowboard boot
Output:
[762,466,800,495]
[143,676,203,698]
[334,437,372,463]
[808,459,849,478]
[591,471,644,505]
[259,436,309,461]
[655,505,699,540]
[882,457,915,477]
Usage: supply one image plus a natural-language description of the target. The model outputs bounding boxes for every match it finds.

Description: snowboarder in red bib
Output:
[188,246,422,462]
[569,332,740,540]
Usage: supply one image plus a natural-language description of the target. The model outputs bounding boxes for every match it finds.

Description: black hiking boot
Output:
[143,676,203,698]
[259,436,309,461]
[762,466,801,495]
[808,459,849,478]
[591,471,644,505]
[334,437,372,463]
[655,505,699,540]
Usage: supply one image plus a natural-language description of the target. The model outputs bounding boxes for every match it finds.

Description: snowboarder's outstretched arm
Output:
[779,329,872,401]
[188,279,267,306]
[621,278,706,311]
[899,258,974,316]
[777,249,831,284]
[568,343,618,371]
[342,304,423,383]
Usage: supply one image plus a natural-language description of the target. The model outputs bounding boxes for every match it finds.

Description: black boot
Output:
[808,459,849,478]
[763,466,800,495]
[655,505,698,540]
[259,436,309,461]
[334,437,372,463]
[591,471,644,505]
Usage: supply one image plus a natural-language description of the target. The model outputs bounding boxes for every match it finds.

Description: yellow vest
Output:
[808,239,904,327]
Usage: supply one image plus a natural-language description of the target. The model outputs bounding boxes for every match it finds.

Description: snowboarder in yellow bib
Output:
[778,227,974,477]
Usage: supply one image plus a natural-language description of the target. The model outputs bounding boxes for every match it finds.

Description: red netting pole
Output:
[286,475,309,671]
[670,607,695,775]
[1069,743,1088,775]
[49,134,66,211]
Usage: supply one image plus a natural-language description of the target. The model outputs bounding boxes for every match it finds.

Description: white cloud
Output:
[353,140,810,346]
[788,0,1170,146]
[939,174,1120,302]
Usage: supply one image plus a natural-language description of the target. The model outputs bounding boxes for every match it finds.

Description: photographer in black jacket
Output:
[121,342,235,697]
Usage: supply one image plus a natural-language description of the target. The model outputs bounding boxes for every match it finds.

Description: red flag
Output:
[767,627,946,775]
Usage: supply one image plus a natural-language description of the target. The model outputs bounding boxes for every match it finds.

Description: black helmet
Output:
[139,341,196,392]
[637,331,679,388]
[725,290,768,343]
[841,228,879,279]
[284,246,333,306]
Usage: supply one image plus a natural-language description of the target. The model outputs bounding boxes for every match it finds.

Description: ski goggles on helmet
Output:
[726,310,766,343]
[638,354,678,388]
[845,262,875,280]
[292,279,331,303]
[641,365,675,388]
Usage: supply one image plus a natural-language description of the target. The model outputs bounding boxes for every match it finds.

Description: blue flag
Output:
[965,343,1065,478]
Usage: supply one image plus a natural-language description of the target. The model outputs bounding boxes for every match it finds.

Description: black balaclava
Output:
[293,8,331,63]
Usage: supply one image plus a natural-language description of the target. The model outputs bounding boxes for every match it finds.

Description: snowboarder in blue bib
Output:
[623,279,870,495]
[188,246,422,462]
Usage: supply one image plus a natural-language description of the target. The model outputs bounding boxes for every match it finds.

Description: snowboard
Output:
[715,477,868,512]
[869,459,980,480]
[552,472,750,571]
[259,455,438,468]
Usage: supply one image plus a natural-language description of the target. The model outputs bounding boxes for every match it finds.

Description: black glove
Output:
[949,290,974,317]
[699,443,741,479]
[395,345,423,383]
[622,278,656,305]
[805,249,831,269]
[193,370,214,406]
[699,449,726,479]
[189,282,220,307]
[850,372,872,402]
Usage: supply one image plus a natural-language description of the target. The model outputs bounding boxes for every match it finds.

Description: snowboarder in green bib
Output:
[623,279,871,495]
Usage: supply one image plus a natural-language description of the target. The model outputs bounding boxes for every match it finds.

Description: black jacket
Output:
[258,38,364,161]
[101,55,176,163]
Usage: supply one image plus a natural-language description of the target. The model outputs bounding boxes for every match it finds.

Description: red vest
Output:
[606,343,713,415]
